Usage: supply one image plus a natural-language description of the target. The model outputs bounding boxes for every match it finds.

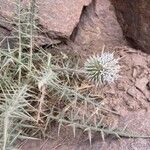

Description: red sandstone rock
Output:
[72,0,125,50]
[111,0,150,54]
[0,0,125,49]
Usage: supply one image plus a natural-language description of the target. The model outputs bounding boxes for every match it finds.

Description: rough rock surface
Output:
[0,0,92,41]
[38,0,92,38]
[0,0,14,48]
[72,0,125,50]
[0,0,125,48]
[111,0,150,54]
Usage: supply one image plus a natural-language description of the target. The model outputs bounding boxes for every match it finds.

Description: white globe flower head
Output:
[84,52,121,86]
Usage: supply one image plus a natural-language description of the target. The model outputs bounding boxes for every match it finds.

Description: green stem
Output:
[29,0,36,71]
[17,0,22,85]
[3,114,9,150]
[52,67,85,75]
[49,115,150,138]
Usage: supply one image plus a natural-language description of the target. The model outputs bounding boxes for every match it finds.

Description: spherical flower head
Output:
[84,52,121,86]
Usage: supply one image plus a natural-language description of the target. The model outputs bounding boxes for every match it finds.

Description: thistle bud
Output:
[84,52,121,86]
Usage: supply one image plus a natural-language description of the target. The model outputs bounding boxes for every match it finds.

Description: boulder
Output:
[71,0,125,50]
[0,0,92,43]
[0,0,125,49]
[111,0,150,54]
[38,0,92,38]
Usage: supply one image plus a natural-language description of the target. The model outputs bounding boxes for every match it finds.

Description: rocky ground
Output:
[0,0,150,149]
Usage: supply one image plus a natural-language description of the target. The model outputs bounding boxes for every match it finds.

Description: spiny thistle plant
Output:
[84,52,120,86]
[0,84,36,150]
[0,0,150,149]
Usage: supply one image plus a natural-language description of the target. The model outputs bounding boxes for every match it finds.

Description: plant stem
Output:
[29,0,36,71]
[52,67,85,75]
[18,0,22,84]
[3,114,9,150]
[49,115,150,138]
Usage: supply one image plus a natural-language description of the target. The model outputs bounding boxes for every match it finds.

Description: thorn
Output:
[58,120,63,136]
[100,130,105,141]
[88,129,92,146]
[84,128,92,145]
[115,133,121,140]
[101,44,105,54]
[72,124,76,138]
